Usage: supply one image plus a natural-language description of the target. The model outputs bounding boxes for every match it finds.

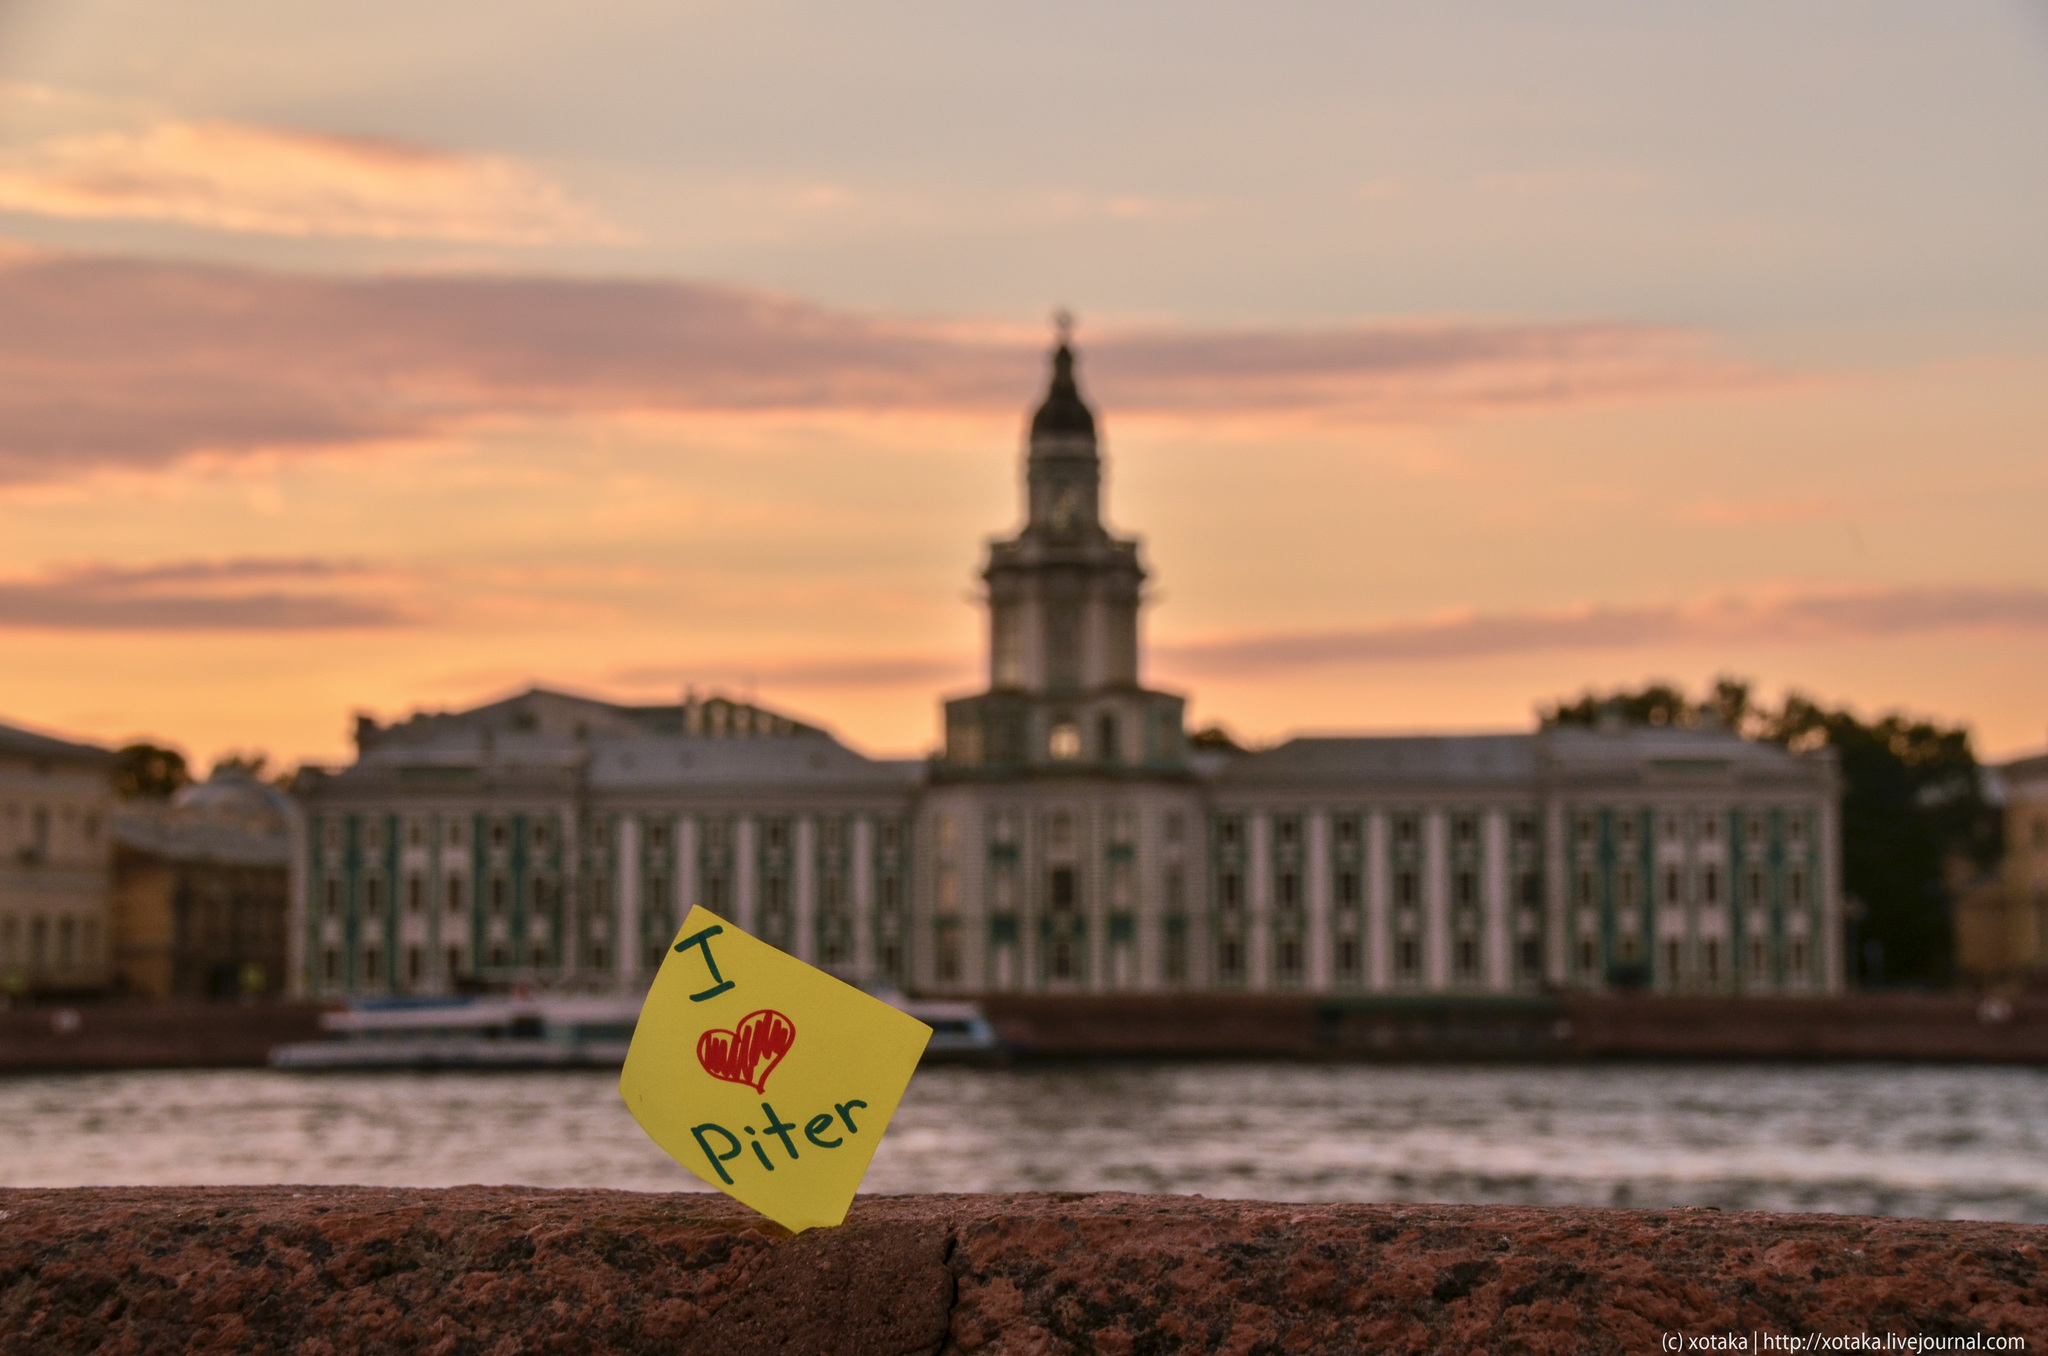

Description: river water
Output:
[2,1062,2045,1222]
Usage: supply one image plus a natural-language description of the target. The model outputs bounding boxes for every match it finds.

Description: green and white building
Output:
[295,338,1843,999]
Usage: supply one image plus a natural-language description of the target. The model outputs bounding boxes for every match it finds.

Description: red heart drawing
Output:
[696,1008,796,1094]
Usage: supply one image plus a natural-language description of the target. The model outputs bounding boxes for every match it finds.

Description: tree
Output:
[113,743,190,800]
[1541,678,1999,987]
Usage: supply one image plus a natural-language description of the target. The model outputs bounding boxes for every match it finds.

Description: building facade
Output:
[0,719,115,995]
[1956,750,2048,985]
[295,338,1845,1000]
[110,766,296,999]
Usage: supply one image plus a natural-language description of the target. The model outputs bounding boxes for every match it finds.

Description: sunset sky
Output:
[0,1,2044,769]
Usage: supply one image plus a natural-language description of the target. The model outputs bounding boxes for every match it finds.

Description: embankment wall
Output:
[0,1187,2040,1353]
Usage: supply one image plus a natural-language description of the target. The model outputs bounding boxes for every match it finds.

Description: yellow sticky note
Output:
[619,905,932,1232]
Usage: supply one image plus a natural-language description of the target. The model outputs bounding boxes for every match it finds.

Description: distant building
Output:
[295,336,1845,1000]
[1958,751,2048,985]
[0,719,114,994]
[110,766,295,999]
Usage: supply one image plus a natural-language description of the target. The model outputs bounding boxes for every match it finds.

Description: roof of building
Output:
[113,767,293,866]
[0,717,112,765]
[1029,341,1096,441]
[354,686,821,752]
[1218,734,1536,788]
[1214,723,1831,793]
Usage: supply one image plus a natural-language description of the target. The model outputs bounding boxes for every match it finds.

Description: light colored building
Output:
[1958,751,2048,984]
[0,719,115,994]
[295,337,1845,1000]
[110,766,296,999]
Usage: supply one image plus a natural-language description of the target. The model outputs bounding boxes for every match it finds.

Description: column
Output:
[615,815,639,989]
[851,815,875,983]
[675,815,697,917]
[1423,809,1449,991]
[794,816,818,964]
[1366,810,1391,992]
[1247,812,1271,990]
[1307,809,1333,991]
[1544,797,1570,987]
[1483,808,1510,991]
[734,815,757,935]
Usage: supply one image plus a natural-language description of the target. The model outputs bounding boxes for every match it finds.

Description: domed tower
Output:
[938,321,1187,778]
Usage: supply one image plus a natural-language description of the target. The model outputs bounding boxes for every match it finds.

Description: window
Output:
[407,821,423,848]
[407,947,423,984]
[1575,871,1594,907]
[1703,939,1721,982]
[1217,936,1244,984]
[765,819,787,851]
[1702,867,1720,906]
[1453,815,1476,845]
[1396,870,1418,908]
[1220,872,1242,909]
[1049,722,1081,760]
[446,877,465,914]
[1337,871,1360,906]
[324,879,341,917]
[1336,935,1362,982]
[325,822,342,852]
[1789,939,1807,975]
[490,877,507,916]
[407,876,423,914]
[363,947,381,983]
[1579,939,1598,975]
[1097,713,1120,762]
[448,821,463,847]
[1219,817,1241,847]
[490,821,508,849]
[1575,815,1595,844]
[1276,816,1299,847]
[1395,815,1417,845]
[1747,869,1764,905]
[1789,871,1806,906]
[1050,867,1077,910]
[1664,869,1681,905]
[1396,936,1419,979]
[1337,816,1359,845]
[1520,873,1543,906]
[1455,936,1478,979]
[1617,869,1637,908]
[1277,872,1299,907]
[1275,936,1302,984]
[365,879,383,914]
[1454,870,1477,908]
[446,946,462,978]
[1513,815,1537,843]
[533,820,551,849]
[324,949,339,983]
[1664,940,1682,979]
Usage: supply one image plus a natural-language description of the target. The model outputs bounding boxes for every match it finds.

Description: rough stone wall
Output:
[1,1188,2042,1354]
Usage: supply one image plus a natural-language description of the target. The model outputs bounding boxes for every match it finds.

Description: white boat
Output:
[269,990,1003,1071]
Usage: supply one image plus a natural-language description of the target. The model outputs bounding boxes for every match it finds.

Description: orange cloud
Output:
[0,250,1762,483]
[0,120,617,244]
[1152,584,2048,676]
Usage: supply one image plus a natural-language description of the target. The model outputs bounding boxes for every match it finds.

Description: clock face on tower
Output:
[1050,485,1082,534]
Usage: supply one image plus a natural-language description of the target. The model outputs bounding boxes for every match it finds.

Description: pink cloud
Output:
[0,250,1759,483]
[0,557,417,630]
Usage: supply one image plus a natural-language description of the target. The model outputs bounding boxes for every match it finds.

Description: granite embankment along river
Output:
[6,992,2048,1072]
[1,1187,2042,1353]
